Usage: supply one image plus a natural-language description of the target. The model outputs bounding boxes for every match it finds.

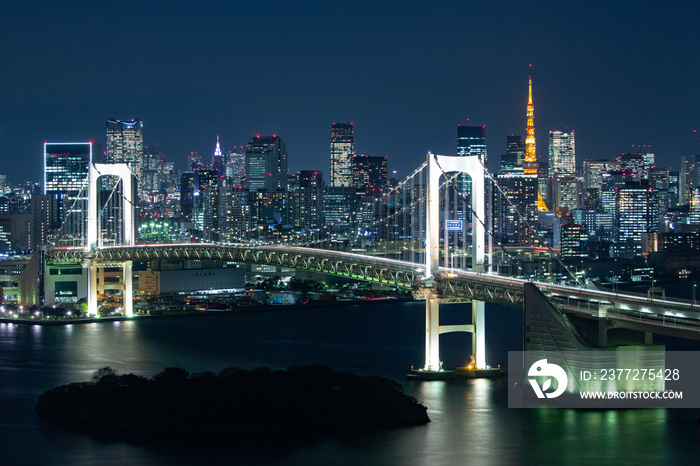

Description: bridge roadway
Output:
[46,243,700,337]
[441,267,700,339]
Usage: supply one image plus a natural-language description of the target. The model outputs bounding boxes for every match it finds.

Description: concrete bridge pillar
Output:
[598,319,609,347]
[123,260,133,317]
[424,288,441,371]
[87,261,98,316]
[472,300,486,369]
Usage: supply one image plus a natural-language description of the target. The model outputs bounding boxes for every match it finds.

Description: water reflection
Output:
[2,304,699,465]
[523,408,670,463]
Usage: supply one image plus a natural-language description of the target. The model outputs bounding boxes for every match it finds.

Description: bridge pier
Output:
[84,259,133,317]
[424,288,440,371]
[645,332,653,345]
[123,261,133,317]
[472,300,485,369]
[87,260,98,317]
[598,319,608,347]
[410,290,496,380]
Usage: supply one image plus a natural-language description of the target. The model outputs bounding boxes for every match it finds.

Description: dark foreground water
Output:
[2,301,700,465]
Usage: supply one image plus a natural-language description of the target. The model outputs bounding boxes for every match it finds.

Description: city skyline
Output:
[1,2,699,183]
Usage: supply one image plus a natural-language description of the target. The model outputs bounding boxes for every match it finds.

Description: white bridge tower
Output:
[86,163,135,317]
[423,152,487,372]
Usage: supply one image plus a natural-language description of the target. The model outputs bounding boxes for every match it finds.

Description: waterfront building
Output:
[43,142,92,245]
[30,194,59,250]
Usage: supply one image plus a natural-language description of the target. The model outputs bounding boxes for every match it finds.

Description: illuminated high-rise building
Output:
[244,135,288,192]
[352,155,387,196]
[44,142,92,244]
[493,172,538,245]
[456,122,488,200]
[44,143,92,198]
[106,119,143,167]
[457,124,487,164]
[501,135,524,173]
[296,170,324,230]
[212,135,224,172]
[180,172,196,221]
[561,224,588,259]
[549,130,576,177]
[614,180,659,257]
[330,122,354,187]
[196,169,220,242]
[105,119,142,245]
[224,146,246,186]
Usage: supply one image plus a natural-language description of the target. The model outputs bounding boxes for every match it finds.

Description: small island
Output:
[35,364,429,435]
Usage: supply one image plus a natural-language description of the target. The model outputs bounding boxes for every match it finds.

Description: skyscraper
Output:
[44,142,92,244]
[296,170,324,230]
[352,155,387,196]
[195,169,220,242]
[561,224,588,259]
[614,180,659,257]
[549,130,576,177]
[679,155,700,206]
[457,124,487,163]
[30,194,59,250]
[244,135,288,192]
[501,135,524,173]
[106,119,143,167]
[493,172,538,245]
[329,122,354,187]
[180,172,196,222]
[212,135,224,172]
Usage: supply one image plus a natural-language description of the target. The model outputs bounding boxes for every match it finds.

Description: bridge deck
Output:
[45,244,700,336]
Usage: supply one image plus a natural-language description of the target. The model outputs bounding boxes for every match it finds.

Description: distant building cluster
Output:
[0,66,697,293]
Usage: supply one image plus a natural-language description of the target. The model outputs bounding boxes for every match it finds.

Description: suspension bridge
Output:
[39,153,700,378]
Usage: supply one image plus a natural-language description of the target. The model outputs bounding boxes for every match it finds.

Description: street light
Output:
[693,282,697,305]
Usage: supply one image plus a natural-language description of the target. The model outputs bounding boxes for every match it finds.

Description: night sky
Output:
[1,1,699,183]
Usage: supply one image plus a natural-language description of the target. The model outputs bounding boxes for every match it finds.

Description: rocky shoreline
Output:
[35,365,430,435]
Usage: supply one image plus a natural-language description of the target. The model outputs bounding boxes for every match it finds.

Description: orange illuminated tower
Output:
[524,66,537,174]
[522,65,549,212]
